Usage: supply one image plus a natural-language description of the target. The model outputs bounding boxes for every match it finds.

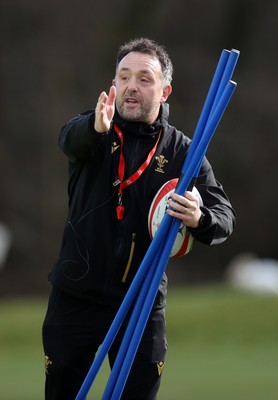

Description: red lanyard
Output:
[114,124,161,220]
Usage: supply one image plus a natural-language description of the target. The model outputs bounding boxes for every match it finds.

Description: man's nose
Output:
[126,77,138,91]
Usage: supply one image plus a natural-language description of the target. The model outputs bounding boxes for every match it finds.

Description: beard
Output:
[116,97,160,124]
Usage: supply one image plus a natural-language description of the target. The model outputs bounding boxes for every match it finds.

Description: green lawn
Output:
[0,285,277,399]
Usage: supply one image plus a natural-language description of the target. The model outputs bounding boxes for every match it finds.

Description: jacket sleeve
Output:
[189,157,236,245]
[58,110,106,163]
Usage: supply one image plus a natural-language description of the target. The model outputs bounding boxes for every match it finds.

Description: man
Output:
[43,37,236,399]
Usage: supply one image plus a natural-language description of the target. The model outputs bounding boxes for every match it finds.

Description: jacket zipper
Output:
[122,233,136,283]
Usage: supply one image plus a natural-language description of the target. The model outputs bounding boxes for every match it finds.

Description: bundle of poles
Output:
[75,48,240,400]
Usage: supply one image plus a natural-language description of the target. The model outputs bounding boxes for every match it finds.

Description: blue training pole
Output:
[191,49,240,179]
[182,49,239,181]
[75,49,239,400]
[208,49,240,119]
[101,242,164,399]
[75,213,172,399]
[107,80,238,400]
[181,49,230,175]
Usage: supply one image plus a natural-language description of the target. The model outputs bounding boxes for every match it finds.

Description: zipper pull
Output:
[113,178,121,187]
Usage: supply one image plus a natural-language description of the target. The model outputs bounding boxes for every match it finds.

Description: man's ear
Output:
[160,85,172,103]
[112,78,116,86]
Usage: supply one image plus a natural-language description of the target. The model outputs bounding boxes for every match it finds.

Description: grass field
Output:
[0,284,278,399]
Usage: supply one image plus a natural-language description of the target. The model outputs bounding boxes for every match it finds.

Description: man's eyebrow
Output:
[118,67,130,73]
[118,67,153,75]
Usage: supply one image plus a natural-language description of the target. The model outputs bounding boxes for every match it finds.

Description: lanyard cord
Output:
[114,124,161,220]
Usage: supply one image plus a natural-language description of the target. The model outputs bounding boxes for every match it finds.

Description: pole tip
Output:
[231,48,240,55]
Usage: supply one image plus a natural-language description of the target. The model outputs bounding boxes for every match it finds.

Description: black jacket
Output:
[48,103,235,306]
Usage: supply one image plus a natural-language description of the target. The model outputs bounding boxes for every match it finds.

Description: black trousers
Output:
[42,288,167,400]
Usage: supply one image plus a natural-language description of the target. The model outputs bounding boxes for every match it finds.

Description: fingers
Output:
[168,191,199,209]
[166,191,201,228]
[94,86,116,133]
[94,93,108,133]
[167,196,193,216]
[96,91,108,115]
[107,85,116,105]
[183,190,198,201]
[97,86,116,109]
[98,91,109,111]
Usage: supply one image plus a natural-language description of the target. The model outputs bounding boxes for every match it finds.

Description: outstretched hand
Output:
[94,85,116,133]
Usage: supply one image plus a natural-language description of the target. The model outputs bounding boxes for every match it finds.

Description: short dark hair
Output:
[115,37,173,85]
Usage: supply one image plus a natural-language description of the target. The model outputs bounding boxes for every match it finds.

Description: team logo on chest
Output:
[155,155,168,173]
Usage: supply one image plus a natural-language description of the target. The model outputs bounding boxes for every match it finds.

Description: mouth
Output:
[124,97,140,106]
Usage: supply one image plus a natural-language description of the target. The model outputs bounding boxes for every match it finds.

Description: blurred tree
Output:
[0,0,277,295]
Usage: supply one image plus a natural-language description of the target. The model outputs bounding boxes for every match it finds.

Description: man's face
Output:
[114,52,171,124]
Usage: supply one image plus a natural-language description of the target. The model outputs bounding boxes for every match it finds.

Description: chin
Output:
[122,111,142,121]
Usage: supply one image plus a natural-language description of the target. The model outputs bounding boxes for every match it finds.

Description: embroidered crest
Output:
[155,155,168,173]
